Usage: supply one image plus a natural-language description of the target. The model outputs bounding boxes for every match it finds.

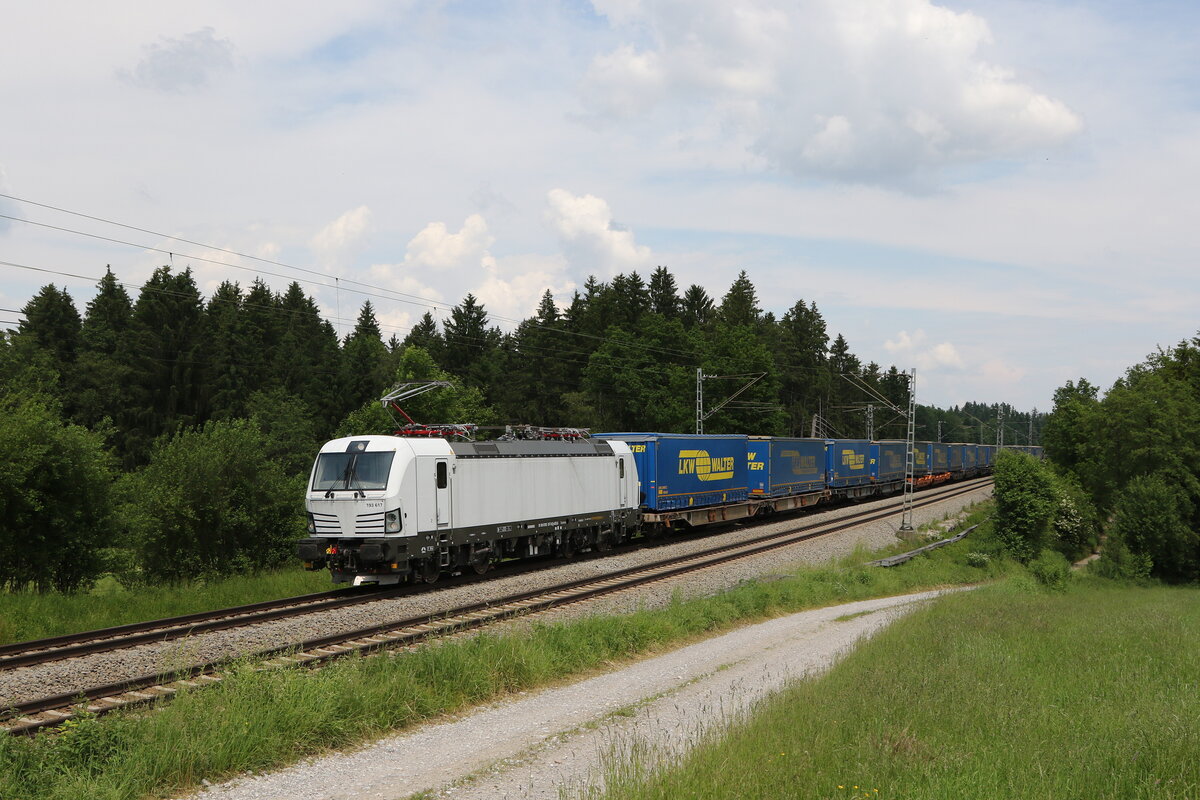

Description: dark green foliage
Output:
[680,284,715,328]
[0,393,114,593]
[718,270,761,327]
[582,318,698,432]
[72,268,134,430]
[401,311,445,365]
[442,293,503,394]
[340,301,392,414]
[118,419,304,583]
[121,266,207,464]
[17,283,81,364]
[1042,378,1098,471]
[993,450,1056,562]
[1109,474,1198,582]
[647,266,679,318]
[1045,334,1200,581]
[246,388,321,478]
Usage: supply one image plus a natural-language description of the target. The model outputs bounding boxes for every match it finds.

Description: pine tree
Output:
[718,270,761,327]
[203,281,251,420]
[681,285,715,328]
[122,266,206,464]
[17,283,82,410]
[648,266,680,318]
[401,311,445,365]
[443,293,502,393]
[73,268,134,429]
[340,300,391,415]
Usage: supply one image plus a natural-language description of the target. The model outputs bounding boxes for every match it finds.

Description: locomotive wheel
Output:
[419,559,440,584]
[596,531,613,552]
[561,535,577,559]
[471,553,491,575]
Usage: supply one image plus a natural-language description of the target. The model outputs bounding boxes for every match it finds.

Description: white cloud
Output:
[118,27,235,93]
[311,206,372,268]
[884,328,964,371]
[545,188,651,276]
[581,0,1082,186]
[402,214,494,271]
[473,253,576,324]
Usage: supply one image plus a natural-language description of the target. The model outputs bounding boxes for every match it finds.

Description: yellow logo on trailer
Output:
[629,444,647,453]
[780,450,817,475]
[841,450,865,470]
[678,450,736,481]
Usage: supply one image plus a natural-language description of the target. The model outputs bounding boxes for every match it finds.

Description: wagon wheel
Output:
[560,534,578,559]
[470,546,492,575]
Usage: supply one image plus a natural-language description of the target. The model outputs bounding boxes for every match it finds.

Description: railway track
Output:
[1,477,990,735]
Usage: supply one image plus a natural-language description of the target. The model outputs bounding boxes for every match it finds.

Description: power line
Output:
[0,194,706,362]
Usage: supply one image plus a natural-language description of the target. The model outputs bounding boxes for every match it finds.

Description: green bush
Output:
[117,419,305,583]
[1028,549,1072,591]
[965,551,991,568]
[0,392,115,592]
[993,451,1056,562]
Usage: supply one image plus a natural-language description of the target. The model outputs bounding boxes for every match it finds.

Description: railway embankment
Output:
[1,490,1005,800]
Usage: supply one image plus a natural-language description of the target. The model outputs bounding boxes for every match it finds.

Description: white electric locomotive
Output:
[296,434,639,585]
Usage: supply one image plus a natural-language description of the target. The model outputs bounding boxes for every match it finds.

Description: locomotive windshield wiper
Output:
[339,454,366,498]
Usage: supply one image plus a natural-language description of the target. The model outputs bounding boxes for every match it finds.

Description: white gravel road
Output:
[179,588,956,800]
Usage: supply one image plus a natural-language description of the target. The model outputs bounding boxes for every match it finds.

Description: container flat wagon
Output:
[826,439,874,498]
[594,433,751,526]
[870,440,907,493]
[749,436,828,513]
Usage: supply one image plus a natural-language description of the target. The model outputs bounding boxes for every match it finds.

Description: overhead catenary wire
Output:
[1,192,912,384]
[0,196,707,363]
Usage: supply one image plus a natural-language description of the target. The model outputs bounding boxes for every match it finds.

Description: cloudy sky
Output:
[2,0,1197,411]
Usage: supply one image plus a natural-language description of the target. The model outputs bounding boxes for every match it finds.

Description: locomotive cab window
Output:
[312,451,396,492]
[436,461,448,489]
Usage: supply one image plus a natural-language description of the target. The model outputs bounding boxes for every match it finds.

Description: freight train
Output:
[296,430,1040,585]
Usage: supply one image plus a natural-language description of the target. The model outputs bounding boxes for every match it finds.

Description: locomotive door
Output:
[435,459,450,528]
[618,456,628,507]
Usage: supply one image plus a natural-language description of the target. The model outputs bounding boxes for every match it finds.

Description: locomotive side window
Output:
[436,461,448,489]
[619,459,625,479]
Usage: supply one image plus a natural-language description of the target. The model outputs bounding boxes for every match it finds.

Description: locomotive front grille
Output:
[311,512,342,535]
[354,511,386,534]
[310,510,388,535]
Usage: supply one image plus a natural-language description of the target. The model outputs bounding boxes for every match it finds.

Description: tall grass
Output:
[0,509,1008,800]
[598,580,1200,800]
[0,568,332,645]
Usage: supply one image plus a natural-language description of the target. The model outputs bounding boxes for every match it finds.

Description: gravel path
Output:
[178,588,957,800]
[0,483,989,708]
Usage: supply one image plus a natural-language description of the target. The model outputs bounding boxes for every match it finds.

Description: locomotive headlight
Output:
[306,513,316,534]
[385,509,402,533]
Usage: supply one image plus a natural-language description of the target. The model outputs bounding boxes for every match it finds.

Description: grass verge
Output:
[597,579,1200,800]
[0,568,334,645]
[0,503,1005,800]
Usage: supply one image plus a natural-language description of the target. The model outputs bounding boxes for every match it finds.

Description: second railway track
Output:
[1,477,990,735]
